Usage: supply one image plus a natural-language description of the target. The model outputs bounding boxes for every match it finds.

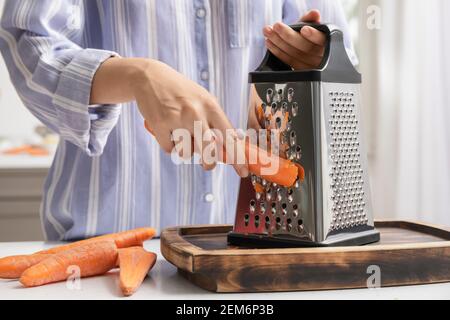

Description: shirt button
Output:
[200,70,209,81]
[204,193,215,203]
[196,8,206,19]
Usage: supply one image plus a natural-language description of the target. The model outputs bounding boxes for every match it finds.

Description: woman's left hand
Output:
[262,10,326,70]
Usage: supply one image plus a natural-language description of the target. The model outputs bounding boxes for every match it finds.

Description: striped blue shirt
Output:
[0,0,355,240]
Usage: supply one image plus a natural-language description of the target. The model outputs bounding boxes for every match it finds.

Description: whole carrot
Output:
[0,228,155,279]
[118,247,157,296]
[20,241,118,288]
[0,254,52,279]
[36,227,156,255]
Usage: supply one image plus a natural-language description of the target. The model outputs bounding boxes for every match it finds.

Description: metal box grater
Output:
[228,24,380,248]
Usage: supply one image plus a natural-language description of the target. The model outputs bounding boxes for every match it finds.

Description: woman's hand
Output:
[262,10,326,70]
[247,85,263,131]
[90,57,249,177]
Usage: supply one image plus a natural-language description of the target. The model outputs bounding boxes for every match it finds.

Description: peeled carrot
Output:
[0,254,52,279]
[256,104,265,124]
[295,163,306,182]
[20,241,118,288]
[118,247,157,296]
[0,228,155,279]
[254,183,265,194]
[244,141,299,188]
[36,227,156,255]
[226,139,299,187]
[144,120,299,187]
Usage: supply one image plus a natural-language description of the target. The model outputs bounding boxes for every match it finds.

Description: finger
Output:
[293,53,323,69]
[265,39,315,70]
[299,9,326,48]
[208,103,249,178]
[264,25,302,57]
[300,9,321,23]
[300,26,327,47]
[174,134,194,160]
[248,105,263,130]
[248,85,263,130]
[198,122,218,171]
[270,23,325,56]
[170,121,193,160]
[264,25,323,66]
[155,128,175,154]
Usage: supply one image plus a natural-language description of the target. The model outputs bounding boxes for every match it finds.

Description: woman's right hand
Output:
[91,57,249,177]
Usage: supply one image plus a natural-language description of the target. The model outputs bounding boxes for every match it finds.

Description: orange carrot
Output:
[144,120,299,187]
[20,241,118,288]
[3,146,32,155]
[118,247,157,296]
[244,141,299,188]
[3,145,49,156]
[27,148,49,156]
[256,104,265,124]
[0,254,52,279]
[254,183,265,194]
[295,163,306,182]
[36,227,156,255]
[223,139,300,187]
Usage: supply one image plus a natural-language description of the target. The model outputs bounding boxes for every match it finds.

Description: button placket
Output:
[196,8,206,19]
[200,70,209,81]
[194,0,210,90]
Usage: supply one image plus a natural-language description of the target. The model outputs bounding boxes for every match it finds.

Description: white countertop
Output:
[0,155,53,169]
[0,240,449,300]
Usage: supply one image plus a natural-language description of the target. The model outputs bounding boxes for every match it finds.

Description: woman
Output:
[0,0,355,240]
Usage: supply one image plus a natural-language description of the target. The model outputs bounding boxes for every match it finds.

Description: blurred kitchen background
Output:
[0,0,449,241]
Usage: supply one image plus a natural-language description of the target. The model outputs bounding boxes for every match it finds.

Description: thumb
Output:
[300,9,321,23]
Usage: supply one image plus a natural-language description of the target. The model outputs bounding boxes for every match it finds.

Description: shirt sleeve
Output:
[282,0,359,65]
[0,0,121,157]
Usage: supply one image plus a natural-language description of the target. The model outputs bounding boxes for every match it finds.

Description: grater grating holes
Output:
[328,91,367,231]
[244,87,308,237]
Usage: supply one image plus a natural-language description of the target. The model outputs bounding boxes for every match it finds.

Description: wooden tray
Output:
[160,221,450,293]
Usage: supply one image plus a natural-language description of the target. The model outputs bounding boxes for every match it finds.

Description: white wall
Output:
[0,0,42,139]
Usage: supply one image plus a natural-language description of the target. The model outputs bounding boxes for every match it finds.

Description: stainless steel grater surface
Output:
[228,23,380,248]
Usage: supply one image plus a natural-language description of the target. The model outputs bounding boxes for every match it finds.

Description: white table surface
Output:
[0,240,449,300]
[0,154,53,169]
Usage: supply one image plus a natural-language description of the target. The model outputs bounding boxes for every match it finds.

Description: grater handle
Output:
[256,23,358,82]
[289,23,330,32]
[258,23,331,72]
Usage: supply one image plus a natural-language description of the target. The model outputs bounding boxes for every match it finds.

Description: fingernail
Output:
[263,26,272,35]
[240,166,249,178]
[273,22,282,32]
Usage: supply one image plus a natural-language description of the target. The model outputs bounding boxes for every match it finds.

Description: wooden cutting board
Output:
[160,221,450,293]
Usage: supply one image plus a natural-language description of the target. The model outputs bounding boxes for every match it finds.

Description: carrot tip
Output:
[19,276,34,288]
[121,287,136,297]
